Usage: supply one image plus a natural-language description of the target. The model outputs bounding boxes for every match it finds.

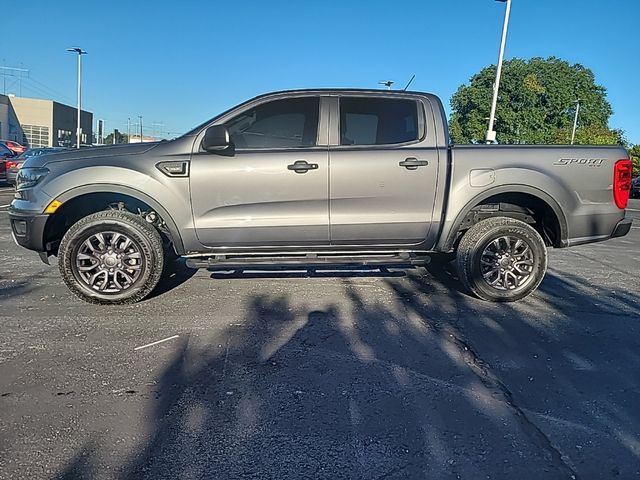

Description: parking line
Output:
[134,335,179,351]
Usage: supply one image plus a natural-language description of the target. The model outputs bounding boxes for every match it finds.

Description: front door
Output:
[328,95,439,245]
[190,96,329,247]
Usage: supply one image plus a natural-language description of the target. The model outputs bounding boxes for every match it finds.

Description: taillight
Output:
[613,159,632,209]
[5,161,20,169]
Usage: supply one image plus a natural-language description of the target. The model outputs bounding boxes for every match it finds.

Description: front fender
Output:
[41,166,193,254]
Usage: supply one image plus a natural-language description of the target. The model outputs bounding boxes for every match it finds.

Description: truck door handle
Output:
[399,158,428,170]
[287,160,318,174]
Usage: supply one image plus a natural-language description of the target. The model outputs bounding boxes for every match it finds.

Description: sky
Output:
[3,0,639,143]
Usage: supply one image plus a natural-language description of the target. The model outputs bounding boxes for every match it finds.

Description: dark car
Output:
[6,147,68,186]
[1,140,27,155]
[0,142,16,183]
[632,176,640,199]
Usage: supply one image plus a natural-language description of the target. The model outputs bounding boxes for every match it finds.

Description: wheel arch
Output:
[44,184,185,255]
[439,185,568,252]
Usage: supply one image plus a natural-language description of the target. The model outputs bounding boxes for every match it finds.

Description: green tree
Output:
[104,129,128,145]
[449,57,621,145]
[551,125,626,146]
[628,144,640,177]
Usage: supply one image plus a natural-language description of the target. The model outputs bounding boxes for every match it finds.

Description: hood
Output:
[23,142,161,168]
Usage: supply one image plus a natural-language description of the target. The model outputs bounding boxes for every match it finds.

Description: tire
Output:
[58,210,165,305]
[456,217,548,302]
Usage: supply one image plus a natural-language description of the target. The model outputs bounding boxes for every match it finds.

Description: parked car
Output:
[1,140,27,155]
[8,89,633,304]
[5,147,68,186]
[0,142,16,183]
[632,176,640,199]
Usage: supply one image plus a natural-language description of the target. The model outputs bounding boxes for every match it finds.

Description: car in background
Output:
[632,176,640,199]
[5,147,68,186]
[1,140,27,155]
[0,142,16,183]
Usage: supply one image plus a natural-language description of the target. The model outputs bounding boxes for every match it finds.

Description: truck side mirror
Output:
[202,125,232,153]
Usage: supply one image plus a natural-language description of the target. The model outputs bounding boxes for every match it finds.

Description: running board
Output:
[184,253,429,270]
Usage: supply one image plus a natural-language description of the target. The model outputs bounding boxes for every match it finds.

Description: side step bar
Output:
[185,253,429,270]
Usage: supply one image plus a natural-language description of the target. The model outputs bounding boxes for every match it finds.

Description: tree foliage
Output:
[449,57,622,145]
[629,144,640,177]
[104,129,128,145]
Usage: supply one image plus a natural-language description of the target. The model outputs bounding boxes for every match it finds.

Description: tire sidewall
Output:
[465,222,547,302]
[60,216,162,303]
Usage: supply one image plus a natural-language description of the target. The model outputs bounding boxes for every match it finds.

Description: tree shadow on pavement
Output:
[54,266,640,480]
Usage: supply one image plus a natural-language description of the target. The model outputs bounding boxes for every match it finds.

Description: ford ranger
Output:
[8,89,633,304]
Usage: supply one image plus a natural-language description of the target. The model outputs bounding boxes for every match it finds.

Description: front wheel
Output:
[58,210,165,305]
[456,217,548,302]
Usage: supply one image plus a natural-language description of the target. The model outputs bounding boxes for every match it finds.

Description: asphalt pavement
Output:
[1,185,639,480]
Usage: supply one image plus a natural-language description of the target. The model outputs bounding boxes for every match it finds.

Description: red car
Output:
[0,143,16,182]
[1,140,27,155]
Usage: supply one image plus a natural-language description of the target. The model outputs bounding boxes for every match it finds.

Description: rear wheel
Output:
[59,210,165,305]
[456,217,547,302]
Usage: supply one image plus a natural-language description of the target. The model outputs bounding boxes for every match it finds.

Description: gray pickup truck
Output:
[8,89,633,304]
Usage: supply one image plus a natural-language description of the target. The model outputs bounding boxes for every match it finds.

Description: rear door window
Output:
[339,97,419,146]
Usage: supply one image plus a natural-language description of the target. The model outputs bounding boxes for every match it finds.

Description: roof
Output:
[258,87,438,98]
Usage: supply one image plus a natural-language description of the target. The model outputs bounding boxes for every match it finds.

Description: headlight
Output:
[15,167,49,191]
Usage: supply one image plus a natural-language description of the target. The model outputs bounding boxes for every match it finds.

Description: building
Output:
[128,134,159,143]
[0,94,22,142]
[3,95,93,148]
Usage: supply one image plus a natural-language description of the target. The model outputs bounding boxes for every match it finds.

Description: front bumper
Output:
[8,209,49,252]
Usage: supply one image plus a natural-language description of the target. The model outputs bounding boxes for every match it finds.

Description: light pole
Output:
[66,47,87,149]
[570,99,580,145]
[486,0,512,144]
[127,117,131,143]
[138,115,143,143]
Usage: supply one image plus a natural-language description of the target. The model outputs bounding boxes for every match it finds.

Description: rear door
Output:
[328,94,439,245]
[190,95,330,247]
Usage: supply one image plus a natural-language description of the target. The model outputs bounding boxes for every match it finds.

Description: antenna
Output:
[403,74,416,91]
[378,80,394,90]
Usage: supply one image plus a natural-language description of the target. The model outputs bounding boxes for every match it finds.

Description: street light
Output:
[570,99,581,145]
[66,47,87,149]
[486,0,512,144]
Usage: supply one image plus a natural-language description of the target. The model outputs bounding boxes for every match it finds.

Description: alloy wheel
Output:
[479,235,535,291]
[74,231,144,293]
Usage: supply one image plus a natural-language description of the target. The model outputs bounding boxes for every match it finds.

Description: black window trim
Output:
[333,94,427,150]
[201,94,326,153]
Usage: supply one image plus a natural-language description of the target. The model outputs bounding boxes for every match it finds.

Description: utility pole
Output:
[66,47,87,149]
[570,100,581,145]
[0,66,29,95]
[486,0,512,144]
[127,117,131,143]
[139,115,143,143]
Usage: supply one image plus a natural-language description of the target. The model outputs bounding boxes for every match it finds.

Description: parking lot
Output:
[1,184,639,479]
